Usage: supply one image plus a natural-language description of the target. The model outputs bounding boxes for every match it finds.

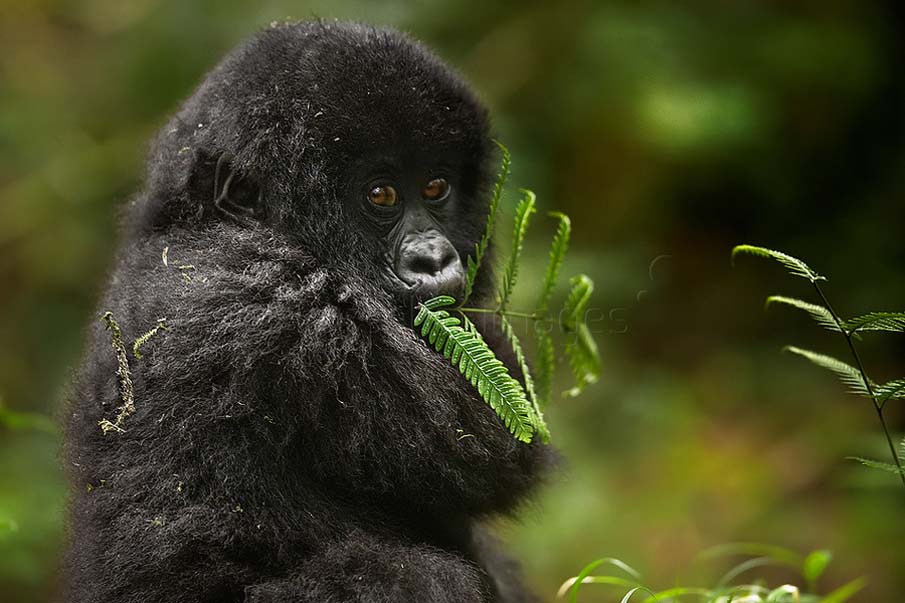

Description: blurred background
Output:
[1,1,904,601]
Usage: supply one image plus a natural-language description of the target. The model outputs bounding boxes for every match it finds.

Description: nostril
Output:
[409,254,441,276]
[438,246,457,271]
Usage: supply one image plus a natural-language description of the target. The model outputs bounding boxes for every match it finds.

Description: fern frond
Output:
[783,346,872,397]
[564,323,601,398]
[499,190,536,310]
[534,327,555,409]
[462,141,510,304]
[499,316,536,404]
[562,275,601,397]
[844,312,905,334]
[731,245,824,283]
[876,379,905,404]
[562,274,594,331]
[765,296,840,332]
[847,456,905,475]
[536,212,571,315]
[414,300,537,442]
[500,315,550,442]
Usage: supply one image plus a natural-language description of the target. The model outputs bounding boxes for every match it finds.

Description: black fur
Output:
[62,21,551,602]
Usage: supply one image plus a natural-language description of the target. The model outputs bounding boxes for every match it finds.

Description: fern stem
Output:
[459,307,543,321]
[812,281,905,488]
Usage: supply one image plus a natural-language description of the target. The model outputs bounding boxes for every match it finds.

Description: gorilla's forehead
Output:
[230,21,489,158]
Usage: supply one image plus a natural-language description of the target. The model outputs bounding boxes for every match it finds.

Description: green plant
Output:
[0,396,56,434]
[413,144,601,443]
[559,544,864,603]
[98,312,168,434]
[98,311,136,434]
[732,245,905,488]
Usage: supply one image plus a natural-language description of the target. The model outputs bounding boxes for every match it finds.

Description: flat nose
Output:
[396,231,464,295]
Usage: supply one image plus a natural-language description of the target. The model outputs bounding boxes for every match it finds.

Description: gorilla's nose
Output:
[396,230,465,296]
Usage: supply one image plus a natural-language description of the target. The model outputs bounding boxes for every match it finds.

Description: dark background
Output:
[1,1,904,601]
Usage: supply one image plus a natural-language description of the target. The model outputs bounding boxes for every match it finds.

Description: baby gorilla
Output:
[62,20,551,603]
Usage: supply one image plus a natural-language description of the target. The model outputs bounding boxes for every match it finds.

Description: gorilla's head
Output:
[136,21,496,312]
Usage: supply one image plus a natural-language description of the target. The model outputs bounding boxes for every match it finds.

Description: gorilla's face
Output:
[347,148,470,306]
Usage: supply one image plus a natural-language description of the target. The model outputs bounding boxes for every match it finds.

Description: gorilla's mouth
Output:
[406,269,466,303]
[384,261,466,306]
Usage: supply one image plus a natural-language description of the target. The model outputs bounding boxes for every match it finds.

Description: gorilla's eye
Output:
[422,178,450,202]
[368,185,398,207]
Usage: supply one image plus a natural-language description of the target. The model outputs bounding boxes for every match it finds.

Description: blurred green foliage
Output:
[1,1,904,601]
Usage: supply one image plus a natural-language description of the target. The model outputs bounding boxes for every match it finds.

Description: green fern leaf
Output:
[562,274,594,331]
[423,295,457,311]
[561,275,601,397]
[462,141,510,304]
[765,296,840,332]
[731,245,824,283]
[499,190,536,310]
[844,312,905,334]
[530,212,571,406]
[847,456,905,475]
[564,323,601,398]
[783,346,872,397]
[536,212,571,316]
[876,379,905,403]
[500,315,550,442]
[414,300,537,442]
[534,327,555,409]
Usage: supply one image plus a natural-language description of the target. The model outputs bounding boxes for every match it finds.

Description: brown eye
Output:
[422,178,450,202]
[368,185,397,207]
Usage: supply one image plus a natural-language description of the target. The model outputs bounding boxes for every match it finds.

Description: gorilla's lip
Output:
[407,275,466,304]
[384,263,464,300]
[384,265,465,310]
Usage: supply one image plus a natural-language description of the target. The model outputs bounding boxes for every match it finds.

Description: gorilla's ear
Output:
[188,150,265,222]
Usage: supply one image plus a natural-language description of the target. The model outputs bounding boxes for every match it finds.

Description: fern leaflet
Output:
[532,211,571,407]
[536,212,571,316]
[500,314,550,442]
[562,275,601,397]
[731,245,824,283]
[499,190,536,310]
[534,327,555,410]
[462,141,510,304]
[783,346,872,397]
[876,379,905,404]
[847,457,905,476]
[414,298,537,442]
[844,312,905,334]
[765,296,839,332]
[564,323,601,398]
[562,274,593,331]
